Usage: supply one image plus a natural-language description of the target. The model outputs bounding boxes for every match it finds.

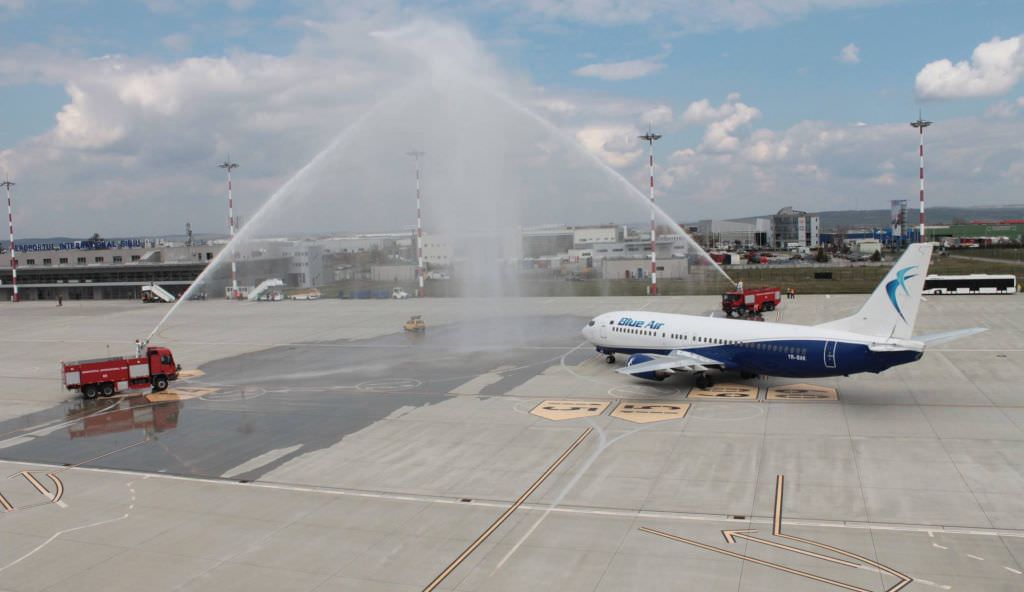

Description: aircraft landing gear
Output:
[740,371,757,380]
[695,373,714,389]
[605,354,616,364]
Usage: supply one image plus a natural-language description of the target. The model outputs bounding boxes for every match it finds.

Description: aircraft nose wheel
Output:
[605,355,616,364]
[695,374,714,389]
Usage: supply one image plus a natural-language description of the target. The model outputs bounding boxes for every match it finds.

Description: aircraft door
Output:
[599,325,607,339]
[824,340,838,369]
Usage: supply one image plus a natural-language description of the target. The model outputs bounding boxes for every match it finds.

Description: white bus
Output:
[923,274,1017,295]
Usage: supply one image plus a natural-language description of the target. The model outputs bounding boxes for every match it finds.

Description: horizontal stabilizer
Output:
[914,327,988,346]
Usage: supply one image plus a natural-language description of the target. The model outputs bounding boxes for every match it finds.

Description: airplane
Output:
[581,243,985,387]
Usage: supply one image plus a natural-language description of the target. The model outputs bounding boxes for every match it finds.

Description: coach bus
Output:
[923,274,1018,295]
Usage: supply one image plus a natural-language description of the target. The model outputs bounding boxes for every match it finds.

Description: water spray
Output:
[143,84,424,342]
[477,83,736,287]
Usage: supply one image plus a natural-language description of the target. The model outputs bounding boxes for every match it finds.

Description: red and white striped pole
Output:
[219,160,239,296]
[408,150,425,298]
[910,114,931,243]
[639,128,662,295]
[1,176,17,302]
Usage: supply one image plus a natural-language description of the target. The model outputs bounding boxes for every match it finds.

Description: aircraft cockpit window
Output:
[588,320,595,326]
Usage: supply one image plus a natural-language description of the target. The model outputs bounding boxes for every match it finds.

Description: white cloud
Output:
[681,93,760,152]
[985,100,1018,118]
[573,57,664,80]
[915,34,1024,100]
[641,104,672,126]
[511,1,899,32]
[575,125,642,167]
[837,43,859,64]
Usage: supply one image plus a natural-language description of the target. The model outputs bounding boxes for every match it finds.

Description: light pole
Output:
[218,159,239,296]
[910,113,932,243]
[1,176,18,302]
[407,150,425,298]
[638,128,662,295]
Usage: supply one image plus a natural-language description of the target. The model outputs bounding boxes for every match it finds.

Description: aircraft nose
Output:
[582,318,597,339]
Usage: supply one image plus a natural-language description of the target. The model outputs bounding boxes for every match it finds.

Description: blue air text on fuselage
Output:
[617,317,664,330]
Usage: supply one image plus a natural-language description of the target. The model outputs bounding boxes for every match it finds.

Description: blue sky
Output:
[1,1,1023,236]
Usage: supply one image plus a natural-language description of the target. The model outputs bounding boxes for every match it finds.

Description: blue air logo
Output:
[885,265,918,323]
[618,317,664,330]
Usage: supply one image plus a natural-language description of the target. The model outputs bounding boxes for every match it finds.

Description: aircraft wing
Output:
[915,327,988,346]
[615,350,724,376]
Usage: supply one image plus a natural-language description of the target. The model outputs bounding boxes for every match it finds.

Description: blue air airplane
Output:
[581,244,985,388]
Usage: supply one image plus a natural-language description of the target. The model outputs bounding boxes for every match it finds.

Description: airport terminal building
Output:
[0,238,335,301]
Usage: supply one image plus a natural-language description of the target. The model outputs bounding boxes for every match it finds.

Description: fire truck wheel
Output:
[100,383,115,397]
[763,302,774,312]
[152,375,168,392]
[82,385,98,399]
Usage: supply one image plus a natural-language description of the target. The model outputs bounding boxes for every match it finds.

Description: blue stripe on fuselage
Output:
[597,339,922,378]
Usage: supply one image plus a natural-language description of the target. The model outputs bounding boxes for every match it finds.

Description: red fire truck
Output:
[61,346,180,399]
[722,286,781,318]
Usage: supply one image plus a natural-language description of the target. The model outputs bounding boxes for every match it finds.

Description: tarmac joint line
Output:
[640,474,913,592]
[422,427,592,592]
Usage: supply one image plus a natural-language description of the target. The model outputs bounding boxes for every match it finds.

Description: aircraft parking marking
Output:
[610,401,689,424]
[531,400,610,421]
[688,383,759,401]
[177,369,205,380]
[146,387,217,403]
[641,474,912,592]
[767,383,839,401]
[356,378,423,392]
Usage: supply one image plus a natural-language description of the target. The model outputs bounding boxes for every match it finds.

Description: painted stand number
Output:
[611,402,689,424]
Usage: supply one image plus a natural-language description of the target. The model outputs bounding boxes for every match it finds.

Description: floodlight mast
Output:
[407,150,425,298]
[218,160,240,296]
[638,128,662,296]
[1,176,18,302]
[910,112,932,243]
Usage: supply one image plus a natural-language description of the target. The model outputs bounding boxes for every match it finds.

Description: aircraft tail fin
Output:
[817,243,933,339]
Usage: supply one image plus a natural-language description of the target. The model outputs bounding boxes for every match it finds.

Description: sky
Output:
[1,0,1023,238]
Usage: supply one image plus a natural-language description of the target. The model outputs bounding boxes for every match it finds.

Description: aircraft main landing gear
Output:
[695,373,714,389]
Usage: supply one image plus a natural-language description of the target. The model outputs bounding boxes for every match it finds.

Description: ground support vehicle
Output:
[722,287,782,318]
[404,315,426,332]
[62,346,180,399]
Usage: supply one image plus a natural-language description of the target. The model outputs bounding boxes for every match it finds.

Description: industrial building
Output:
[771,206,820,249]
[695,218,772,249]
